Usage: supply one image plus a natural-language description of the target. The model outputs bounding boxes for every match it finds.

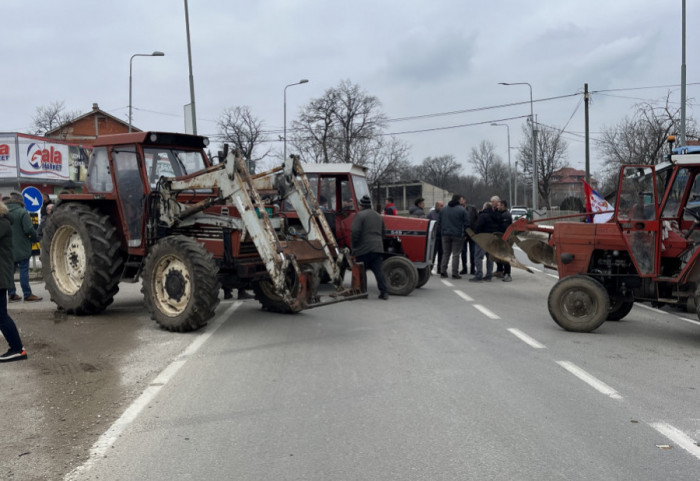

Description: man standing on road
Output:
[352,195,389,300]
[0,199,27,362]
[427,201,443,273]
[494,199,513,282]
[470,196,501,282]
[5,193,41,302]
[439,194,471,279]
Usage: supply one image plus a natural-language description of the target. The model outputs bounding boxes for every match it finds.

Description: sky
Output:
[2,0,697,180]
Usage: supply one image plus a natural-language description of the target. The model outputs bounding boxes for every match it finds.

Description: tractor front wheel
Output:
[381,256,418,296]
[548,275,609,333]
[608,297,634,321]
[142,236,220,332]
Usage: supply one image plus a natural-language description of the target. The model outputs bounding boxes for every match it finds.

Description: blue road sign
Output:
[22,186,43,213]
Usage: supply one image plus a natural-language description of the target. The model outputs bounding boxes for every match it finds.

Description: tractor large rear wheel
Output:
[548,275,609,333]
[40,203,124,315]
[381,256,418,296]
[607,297,634,321]
[142,236,220,332]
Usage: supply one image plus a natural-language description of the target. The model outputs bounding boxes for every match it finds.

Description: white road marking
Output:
[676,316,700,327]
[473,304,500,319]
[636,303,700,326]
[546,274,559,279]
[507,328,546,348]
[528,266,542,272]
[637,304,667,315]
[441,279,454,287]
[454,290,473,302]
[649,422,700,461]
[64,302,242,481]
[556,360,623,400]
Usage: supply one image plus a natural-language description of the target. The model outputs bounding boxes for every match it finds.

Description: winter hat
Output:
[359,195,372,208]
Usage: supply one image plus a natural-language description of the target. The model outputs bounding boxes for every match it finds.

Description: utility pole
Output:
[680,0,686,146]
[584,83,590,184]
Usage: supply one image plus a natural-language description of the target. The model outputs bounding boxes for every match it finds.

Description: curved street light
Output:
[498,82,536,210]
[129,51,165,132]
[491,122,512,208]
[283,79,309,160]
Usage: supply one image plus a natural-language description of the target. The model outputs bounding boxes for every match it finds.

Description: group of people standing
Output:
[431,194,513,283]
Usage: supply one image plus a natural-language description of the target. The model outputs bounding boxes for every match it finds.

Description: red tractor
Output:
[476,144,700,333]
[40,132,367,332]
[283,163,437,296]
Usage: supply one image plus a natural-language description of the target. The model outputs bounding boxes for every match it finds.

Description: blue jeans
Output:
[9,258,32,299]
[474,245,493,278]
[356,252,387,295]
[0,289,23,351]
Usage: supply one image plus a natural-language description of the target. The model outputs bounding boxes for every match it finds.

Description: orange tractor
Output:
[41,132,367,332]
[475,144,700,333]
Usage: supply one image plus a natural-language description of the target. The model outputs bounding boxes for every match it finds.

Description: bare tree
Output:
[469,140,501,186]
[217,106,270,174]
[414,155,462,190]
[517,123,568,209]
[31,101,80,136]
[599,91,698,170]
[290,79,387,164]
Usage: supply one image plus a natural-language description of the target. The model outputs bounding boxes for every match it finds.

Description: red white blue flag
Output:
[583,179,614,223]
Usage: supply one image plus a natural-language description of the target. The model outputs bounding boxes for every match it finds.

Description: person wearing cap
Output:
[351,195,389,300]
[4,192,42,302]
[0,199,27,362]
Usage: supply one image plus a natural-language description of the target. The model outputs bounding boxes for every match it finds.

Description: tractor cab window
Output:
[112,146,145,247]
[340,179,355,210]
[144,147,206,188]
[85,147,113,192]
[320,177,337,211]
[351,175,371,208]
[617,166,656,222]
[683,172,700,221]
[661,167,691,219]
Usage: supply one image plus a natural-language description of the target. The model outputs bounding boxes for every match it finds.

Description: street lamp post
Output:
[491,122,512,207]
[129,51,165,132]
[498,82,536,210]
[283,79,309,160]
[514,160,518,206]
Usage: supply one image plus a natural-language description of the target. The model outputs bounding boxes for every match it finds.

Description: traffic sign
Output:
[22,186,43,213]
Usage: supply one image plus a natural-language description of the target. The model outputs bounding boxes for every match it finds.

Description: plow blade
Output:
[515,238,558,270]
[468,229,534,273]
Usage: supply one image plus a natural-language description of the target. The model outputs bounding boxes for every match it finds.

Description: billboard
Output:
[0,133,90,182]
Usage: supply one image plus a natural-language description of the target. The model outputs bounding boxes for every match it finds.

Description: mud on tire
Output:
[381,256,418,296]
[142,236,220,332]
[40,203,124,315]
[548,275,610,333]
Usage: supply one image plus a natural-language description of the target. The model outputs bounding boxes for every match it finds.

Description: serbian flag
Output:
[583,179,614,223]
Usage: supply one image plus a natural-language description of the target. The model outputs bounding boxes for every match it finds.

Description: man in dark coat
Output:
[352,195,389,299]
[439,194,471,279]
[494,200,513,282]
[0,200,27,362]
[5,193,41,302]
[469,196,502,282]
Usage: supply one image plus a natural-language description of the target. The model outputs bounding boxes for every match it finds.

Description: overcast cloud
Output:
[2,0,697,178]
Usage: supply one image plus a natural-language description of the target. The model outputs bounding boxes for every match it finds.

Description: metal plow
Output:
[467,229,558,273]
[467,229,534,273]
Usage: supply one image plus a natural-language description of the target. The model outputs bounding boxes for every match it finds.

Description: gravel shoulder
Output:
[0,280,211,481]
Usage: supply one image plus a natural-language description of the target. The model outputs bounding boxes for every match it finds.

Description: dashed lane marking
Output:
[454,290,474,302]
[441,279,454,287]
[473,304,500,319]
[507,328,546,349]
[556,360,623,400]
[649,422,700,461]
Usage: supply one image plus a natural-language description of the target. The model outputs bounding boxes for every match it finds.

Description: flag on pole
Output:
[582,179,614,223]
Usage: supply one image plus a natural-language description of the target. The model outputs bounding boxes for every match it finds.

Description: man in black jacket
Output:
[439,194,471,279]
[469,196,501,282]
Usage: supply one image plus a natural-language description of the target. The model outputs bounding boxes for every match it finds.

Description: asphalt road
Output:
[59,259,700,481]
